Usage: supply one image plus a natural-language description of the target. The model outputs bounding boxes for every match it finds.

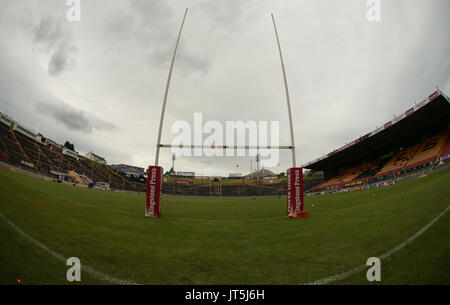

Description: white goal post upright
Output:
[271,13,296,168]
[146,11,305,218]
[155,8,189,167]
[271,14,305,217]
[146,8,188,218]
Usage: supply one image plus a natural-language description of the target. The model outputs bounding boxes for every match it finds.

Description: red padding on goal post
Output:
[146,165,163,217]
[287,167,304,216]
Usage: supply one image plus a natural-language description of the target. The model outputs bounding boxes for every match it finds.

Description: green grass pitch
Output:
[0,165,449,284]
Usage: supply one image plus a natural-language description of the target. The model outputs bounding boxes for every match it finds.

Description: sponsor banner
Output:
[429,91,439,101]
[348,186,362,192]
[176,180,190,184]
[315,180,396,196]
[377,181,395,188]
[286,167,303,215]
[405,107,414,116]
[62,147,78,159]
[176,171,195,177]
[118,164,145,177]
[20,160,34,168]
[146,166,163,217]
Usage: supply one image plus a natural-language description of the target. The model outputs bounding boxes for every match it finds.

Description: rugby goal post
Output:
[146,9,304,218]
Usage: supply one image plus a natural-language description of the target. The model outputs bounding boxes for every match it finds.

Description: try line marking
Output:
[304,205,449,285]
[0,210,140,285]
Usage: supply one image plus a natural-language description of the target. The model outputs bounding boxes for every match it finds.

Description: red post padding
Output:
[287,167,304,216]
[146,165,163,217]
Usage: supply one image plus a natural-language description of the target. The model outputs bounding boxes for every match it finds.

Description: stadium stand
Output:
[0,115,146,192]
[439,132,450,159]
[309,130,449,192]
[401,132,447,171]
[306,89,450,193]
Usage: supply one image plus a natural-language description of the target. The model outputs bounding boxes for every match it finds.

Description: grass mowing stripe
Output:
[304,205,450,285]
[0,210,140,285]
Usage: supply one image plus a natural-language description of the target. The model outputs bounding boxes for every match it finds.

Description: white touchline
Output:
[0,211,140,285]
[304,205,449,285]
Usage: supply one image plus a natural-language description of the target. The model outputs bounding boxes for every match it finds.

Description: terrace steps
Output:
[34,143,56,170]
[9,129,35,169]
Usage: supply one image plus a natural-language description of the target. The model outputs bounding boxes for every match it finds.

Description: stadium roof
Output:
[303,89,450,171]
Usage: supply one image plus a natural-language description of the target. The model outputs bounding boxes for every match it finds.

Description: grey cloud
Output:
[179,53,209,76]
[151,47,209,76]
[35,100,117,133]
[33,15,76,76]
[33,15,63,48]
[195,0,259,31]
[104,12,136,45]
[47,40,76,76]
[105,0,210,75]
[1,0,449,174]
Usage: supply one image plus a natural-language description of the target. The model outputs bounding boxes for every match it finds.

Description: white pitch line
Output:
[0,211,140,285]
[3,204,447,285]
[305,205,449,285]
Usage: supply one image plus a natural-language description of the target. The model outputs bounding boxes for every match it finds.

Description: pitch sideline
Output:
[0,210,140,285]
[304,205,450,285]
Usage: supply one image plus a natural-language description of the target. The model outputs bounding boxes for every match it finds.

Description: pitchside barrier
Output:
[146,9,304,218]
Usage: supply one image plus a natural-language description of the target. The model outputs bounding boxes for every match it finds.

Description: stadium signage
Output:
[146,166,162,217]
[287,167,304,215]
[117,164,145,177]
[20,160,34,168]
[429,91,439,101]
[405,107,415,116]
[176,171,195,177]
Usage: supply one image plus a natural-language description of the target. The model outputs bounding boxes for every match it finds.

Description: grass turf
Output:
[0,165,449,284]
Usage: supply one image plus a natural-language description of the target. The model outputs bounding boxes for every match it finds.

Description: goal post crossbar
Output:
[159,144,294,150]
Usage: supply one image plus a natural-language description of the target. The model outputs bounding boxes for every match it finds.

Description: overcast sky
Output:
[1,0,449,176]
